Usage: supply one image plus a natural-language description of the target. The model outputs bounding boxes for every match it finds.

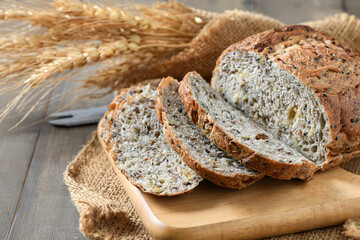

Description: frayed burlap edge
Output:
[344,219,360,239]
[64,132,151,240]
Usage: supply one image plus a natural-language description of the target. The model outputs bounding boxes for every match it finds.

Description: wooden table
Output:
[1,0,359,239]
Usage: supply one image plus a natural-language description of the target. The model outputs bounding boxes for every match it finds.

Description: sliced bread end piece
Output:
[101,84,156,151]
[178,71,317,180]
[101,93,202,196]
[156,77,263,189]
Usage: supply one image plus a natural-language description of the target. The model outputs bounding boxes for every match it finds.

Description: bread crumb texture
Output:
[157,77,262,188]
[101,86,202,196]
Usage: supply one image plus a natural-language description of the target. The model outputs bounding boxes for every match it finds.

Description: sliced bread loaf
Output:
[156,77,263,189]
[100,92,202,196]
[179,71,317,180]
[212,25,360,170]
[100,84,156,151]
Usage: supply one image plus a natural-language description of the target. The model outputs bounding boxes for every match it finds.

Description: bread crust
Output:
[180,72,317,180]
[156,77,263,188]
[213,25,360,170]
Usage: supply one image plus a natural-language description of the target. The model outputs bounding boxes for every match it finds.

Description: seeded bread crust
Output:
[156,77,264,188]
[179,72,317,180]
[100,93,202,196]
[212,25,360,170]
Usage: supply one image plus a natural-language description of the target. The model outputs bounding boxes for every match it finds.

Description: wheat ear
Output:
[0,0,211,127]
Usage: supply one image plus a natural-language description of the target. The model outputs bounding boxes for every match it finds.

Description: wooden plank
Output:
[7,80,113,239]
[257,0,343,24]
[0,92,45,240]
[343,0,360,17]
[181,0,254,12]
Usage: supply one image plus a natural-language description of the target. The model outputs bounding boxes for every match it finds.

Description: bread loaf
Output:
[100,91,202,196]
[212,25,360,171]
[179,71,316,180]
[156,77,263,188]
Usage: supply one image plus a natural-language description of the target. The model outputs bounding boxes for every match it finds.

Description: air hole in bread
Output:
[261,116,269,125]
[147,125,152,132]
[320,115,326,129]
[311,145,318,153]
[319,131,323,142]
[287,106,297,123]
[133,126,140,135]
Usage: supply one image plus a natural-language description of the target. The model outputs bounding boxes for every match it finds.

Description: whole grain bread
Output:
[212,25,360,171]
[100,84,156,151]
[100,92,202,196]
[179,71,317,180]
[156,76,263,188]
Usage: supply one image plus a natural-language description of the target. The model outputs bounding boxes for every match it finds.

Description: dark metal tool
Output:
[48,106,108,127]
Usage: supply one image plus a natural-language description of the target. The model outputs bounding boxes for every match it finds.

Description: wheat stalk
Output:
[23,39,189,88]
[0,0,211,127]
[0,1,202,42]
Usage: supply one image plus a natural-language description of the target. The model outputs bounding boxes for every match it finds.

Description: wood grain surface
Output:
[4,80,113,240]
[0,0,358,239]
[7,81,113,239]
[0,92,45,240]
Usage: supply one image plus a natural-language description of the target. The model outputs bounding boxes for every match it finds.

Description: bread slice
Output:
[156,77,263,189]
[212,25,360,170]
[179,71,317,180]
[100,84,156,151]
[100,92,202,196]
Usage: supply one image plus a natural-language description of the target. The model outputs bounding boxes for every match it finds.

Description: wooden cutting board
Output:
[97,120,360,240]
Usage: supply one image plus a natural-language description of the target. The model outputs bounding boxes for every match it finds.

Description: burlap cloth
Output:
[64,9,360,240]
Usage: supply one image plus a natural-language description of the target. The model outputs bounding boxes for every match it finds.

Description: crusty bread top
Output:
[214,25,360,169]
[219,25,359,95]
